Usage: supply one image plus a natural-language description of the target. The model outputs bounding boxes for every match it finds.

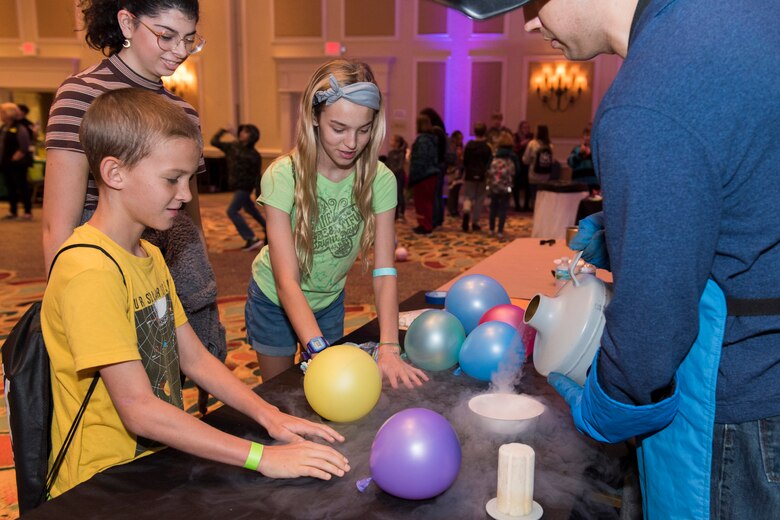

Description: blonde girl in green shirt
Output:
[245,59,429,389]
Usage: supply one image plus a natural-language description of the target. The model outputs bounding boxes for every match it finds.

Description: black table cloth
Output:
[27,292,633,519]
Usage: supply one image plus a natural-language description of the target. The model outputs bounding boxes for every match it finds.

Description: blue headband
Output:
[313,75,381,111]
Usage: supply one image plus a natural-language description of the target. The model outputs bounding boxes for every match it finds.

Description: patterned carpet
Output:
[0,194,533,518]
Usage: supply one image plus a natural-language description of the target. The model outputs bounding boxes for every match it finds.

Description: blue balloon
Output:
[404,310,466,371]
[459,321,525,382]
[445,274,511,334]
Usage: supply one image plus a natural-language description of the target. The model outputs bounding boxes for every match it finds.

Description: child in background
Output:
[522,124,554,208]
[211,125,266,250]
[568,128,598,191]
[462,122,492,232]
[245,59,428,388]
[42,89,349,498]
[385,135,407,221]
[487,132,519,239]
[446,130,464,217]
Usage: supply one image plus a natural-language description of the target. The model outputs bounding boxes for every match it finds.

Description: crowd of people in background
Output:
[377,108,598,241]
[0,102,36,220]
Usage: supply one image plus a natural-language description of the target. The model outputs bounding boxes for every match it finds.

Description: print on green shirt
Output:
[313,196,362,258]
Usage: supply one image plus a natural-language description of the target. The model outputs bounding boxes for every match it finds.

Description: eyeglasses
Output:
[130,13,206,55]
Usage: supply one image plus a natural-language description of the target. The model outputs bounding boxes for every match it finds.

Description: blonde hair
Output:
[287,59,385,277]
[497,131,514,148]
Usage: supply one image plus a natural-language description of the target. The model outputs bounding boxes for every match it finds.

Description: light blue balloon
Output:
[459,321,525,382]
[404,310,466,371]
[445,274,511,334]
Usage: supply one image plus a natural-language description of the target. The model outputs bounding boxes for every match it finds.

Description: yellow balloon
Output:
[303,345,382,422]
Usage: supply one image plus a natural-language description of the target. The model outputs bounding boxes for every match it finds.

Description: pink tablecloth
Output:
[438,238,612,300]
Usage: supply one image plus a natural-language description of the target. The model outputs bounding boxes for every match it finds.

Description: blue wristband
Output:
[373,267,397,277]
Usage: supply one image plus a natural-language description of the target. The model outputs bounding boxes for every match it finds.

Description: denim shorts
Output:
[244,277,345,357]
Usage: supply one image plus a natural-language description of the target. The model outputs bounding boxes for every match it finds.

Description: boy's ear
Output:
[99,156,126,189]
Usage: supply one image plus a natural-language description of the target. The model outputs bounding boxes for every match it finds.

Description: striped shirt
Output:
[46,54,206,212]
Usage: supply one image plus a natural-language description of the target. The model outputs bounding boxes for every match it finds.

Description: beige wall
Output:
[0,0,623,162]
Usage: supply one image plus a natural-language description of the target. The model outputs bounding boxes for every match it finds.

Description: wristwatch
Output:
[305,336,330,359]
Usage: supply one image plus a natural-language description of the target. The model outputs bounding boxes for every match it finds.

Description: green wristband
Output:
[243,441,264,471]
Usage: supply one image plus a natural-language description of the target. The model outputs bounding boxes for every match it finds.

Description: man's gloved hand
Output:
[548,352,680,444]
[569,212,610,270]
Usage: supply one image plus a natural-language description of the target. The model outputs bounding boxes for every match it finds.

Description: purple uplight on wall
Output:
[443,9,474,137]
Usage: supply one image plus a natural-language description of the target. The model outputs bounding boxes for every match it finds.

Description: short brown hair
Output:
[80,88,201,183]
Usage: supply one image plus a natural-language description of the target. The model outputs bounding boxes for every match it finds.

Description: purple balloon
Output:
[370,408,461,500]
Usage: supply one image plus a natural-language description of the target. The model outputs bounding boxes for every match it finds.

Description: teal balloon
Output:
[445,274,511,334]
[404,310,466,371]
[459,321,525,381]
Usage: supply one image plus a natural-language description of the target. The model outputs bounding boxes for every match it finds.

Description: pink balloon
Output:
[522,324,536,358]
[479,304,536,358]
[395,247,409,262]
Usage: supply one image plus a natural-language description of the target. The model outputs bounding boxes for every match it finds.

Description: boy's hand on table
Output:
[261,408,345,444]
[258,441,350,480]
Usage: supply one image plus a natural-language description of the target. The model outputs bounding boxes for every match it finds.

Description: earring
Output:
[122,38,131,48]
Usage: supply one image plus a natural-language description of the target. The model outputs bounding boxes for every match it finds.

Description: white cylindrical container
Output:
[523,270,612,385]
[497,443,535,516]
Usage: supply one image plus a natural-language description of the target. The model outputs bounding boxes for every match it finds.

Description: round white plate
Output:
[485,498,543,520]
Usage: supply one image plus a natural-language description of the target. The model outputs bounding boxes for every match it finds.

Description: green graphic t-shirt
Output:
[252,156,397,311]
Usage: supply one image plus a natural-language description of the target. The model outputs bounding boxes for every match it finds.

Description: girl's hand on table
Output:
[377,349,429,389]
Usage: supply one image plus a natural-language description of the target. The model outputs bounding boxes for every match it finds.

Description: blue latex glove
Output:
[568,212,610,270]
[548,352,680,443]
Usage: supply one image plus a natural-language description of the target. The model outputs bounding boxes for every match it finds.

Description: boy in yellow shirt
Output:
[41,89,349,498]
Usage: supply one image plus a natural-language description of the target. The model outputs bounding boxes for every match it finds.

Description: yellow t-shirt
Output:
[41,224,188,497]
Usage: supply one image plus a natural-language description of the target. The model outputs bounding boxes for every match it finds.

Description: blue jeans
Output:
[711,415,780,518]
[244,277,345,357]
[227,189,266,241]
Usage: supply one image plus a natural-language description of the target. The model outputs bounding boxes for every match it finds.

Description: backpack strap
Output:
[42,243,126,501]
[48,243,126,285]
[43,374,99,499]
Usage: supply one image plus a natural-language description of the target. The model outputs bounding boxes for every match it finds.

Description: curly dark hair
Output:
[79,0,200,56]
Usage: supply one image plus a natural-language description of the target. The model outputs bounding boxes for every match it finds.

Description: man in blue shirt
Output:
[439,1,779,518]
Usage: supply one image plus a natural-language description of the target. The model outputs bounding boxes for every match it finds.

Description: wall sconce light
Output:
[530,63,588,112]
[162,62,197,97]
